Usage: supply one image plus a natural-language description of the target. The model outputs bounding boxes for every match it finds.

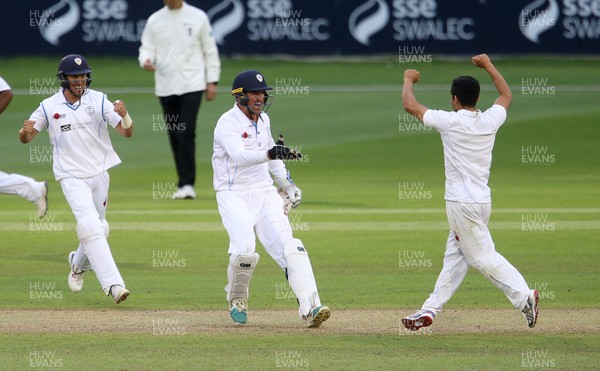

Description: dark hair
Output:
[451,76,480,107]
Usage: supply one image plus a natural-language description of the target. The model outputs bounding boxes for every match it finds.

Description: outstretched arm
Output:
[402,69,429,121]
[472,54,512,111]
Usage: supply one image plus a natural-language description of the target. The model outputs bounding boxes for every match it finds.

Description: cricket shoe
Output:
[230,298,248,325]
[67,251,85,293]
[522,290,539,328]
[172,185,196,200]
[304,305,331,328]
[110,284,130,304]
[402,310,435,331]
[35,182,48,219]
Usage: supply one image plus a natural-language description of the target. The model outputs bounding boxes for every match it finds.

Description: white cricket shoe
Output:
[110,284,130,304]
[172,185,196,200]
[35,182,48,219]
[67,251,84,293]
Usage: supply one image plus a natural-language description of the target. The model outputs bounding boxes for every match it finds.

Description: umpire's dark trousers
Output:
[158,91,203,188]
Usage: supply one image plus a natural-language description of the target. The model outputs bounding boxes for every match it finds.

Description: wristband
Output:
[121,112,132,129]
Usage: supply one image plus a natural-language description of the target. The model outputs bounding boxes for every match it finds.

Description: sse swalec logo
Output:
[207,0,245,45]
[36,0,145,46]
[36,0,80,46]
[348,0,390,46]
[519,0,560,43]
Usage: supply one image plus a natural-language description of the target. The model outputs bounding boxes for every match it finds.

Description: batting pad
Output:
[225,253,260,301]
[283,238,321,317]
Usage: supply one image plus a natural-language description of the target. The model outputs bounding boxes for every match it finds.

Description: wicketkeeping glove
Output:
[267,145,302,160]
[274,176,302,213]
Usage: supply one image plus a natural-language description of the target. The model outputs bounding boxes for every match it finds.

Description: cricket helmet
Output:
[57,54,92,91]
[231,70,272,114]
[231,70,272,95]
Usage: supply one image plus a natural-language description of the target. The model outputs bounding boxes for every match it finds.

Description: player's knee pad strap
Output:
[225,253,260,301]
[283,238,320,315]
[76,217,104,241]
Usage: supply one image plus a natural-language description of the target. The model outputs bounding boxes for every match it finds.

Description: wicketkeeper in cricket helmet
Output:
[211,70,330,328]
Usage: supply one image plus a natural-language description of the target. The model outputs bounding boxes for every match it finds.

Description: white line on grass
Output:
[63,207,600,215]
[12,84,600,95]
[2,208,600,217]
[2,220,599,232]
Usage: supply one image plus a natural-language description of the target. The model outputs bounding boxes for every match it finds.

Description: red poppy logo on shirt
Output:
[53,113,60,119]
[242,132,248,138]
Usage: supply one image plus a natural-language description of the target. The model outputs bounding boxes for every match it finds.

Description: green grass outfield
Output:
[0,56,599,370]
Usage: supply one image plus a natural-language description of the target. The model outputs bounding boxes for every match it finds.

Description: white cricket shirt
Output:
[29,89,122,181]
[0,76,10,91]
[138,2,221,97]
[423,105,507,203]
[212,104,287,191]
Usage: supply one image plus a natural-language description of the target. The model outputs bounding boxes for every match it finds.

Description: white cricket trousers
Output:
[218,186,322,316]
[61,172,124,293]
[217,186,292,268]
[422,201,531,314]
[0,171,44,202]
[218,187,323,317]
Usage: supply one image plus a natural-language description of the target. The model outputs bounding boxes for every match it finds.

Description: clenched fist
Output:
[113,99,127,117]
[404,69,420,83]
[472,54,492,69]
[19,120,37,143]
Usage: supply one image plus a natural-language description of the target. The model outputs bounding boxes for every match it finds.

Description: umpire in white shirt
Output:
[139,0,221,199]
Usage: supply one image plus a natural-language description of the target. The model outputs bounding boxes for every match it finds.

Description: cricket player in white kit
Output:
[19,54,133,304]
[0,76,48,218]
[401,54,539,330]
[212,70,330,327]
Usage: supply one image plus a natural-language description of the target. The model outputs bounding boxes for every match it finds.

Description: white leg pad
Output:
[283,238,321,317]
[225,253,260,301]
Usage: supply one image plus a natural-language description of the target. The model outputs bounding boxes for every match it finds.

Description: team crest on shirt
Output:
[85,106,94,116]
